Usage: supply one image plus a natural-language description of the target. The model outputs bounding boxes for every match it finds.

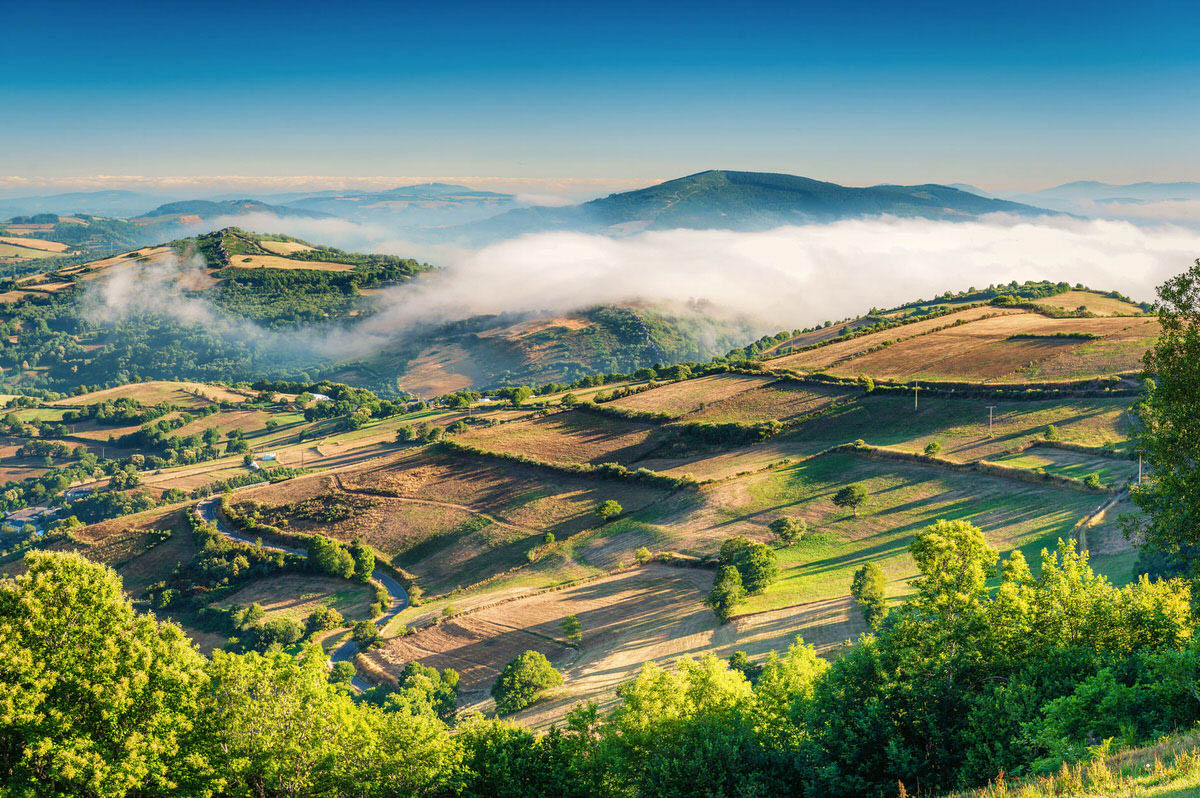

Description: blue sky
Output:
[2,0,1197,191]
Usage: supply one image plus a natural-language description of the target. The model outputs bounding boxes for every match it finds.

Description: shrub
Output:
[307,535,354,579]
[330,661,356,684]
[768,517,806,545]
[633,546,652,564]
[596,500,623,522]
[351,620,379,648]
[491,651,563,715]
[924,441,942,456]
[560,614,582,646]
[304,605,344,636]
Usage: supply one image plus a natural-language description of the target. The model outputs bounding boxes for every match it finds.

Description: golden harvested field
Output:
[241,449,670,592]
[0,242,57,260]
[48,380,249,407]
[608,373,775,416]
[399,343,488,396]
[768,305,1019,371]
[226,254,354,272]
[453,412,660,465]
[1034,290,1146,316]
[826,314,1157,382]
[681,381,846,424]
[0,235,69,252]
[258,240,313,255]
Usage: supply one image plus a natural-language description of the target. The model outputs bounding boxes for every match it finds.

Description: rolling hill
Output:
[4,283,1155,736]
[279,182,521,226]
[449,169,1053,242]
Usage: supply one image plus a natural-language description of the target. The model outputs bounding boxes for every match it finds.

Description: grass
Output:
[721,451,1120,613]
[952,731,1200,797]
[991,448,1137,486]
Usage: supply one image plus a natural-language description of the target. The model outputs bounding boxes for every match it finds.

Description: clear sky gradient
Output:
[2,0,1197,191]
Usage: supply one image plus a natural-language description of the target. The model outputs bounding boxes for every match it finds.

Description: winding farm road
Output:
[195,494,409,690]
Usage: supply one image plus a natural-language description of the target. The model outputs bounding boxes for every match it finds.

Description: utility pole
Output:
[986,405,996,437]
[1138,453,1143,485]
[914,383,920,410]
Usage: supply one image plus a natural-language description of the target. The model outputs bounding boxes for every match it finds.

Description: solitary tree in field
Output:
[491,651,563,715]
[560,614,582,646]
[596,499,623,522]
[768,517,806,545]
[833,484,869,517]
[924,441,942,456]
[850,561,888,627]
[510,386,533,408]
[706,565,745,623]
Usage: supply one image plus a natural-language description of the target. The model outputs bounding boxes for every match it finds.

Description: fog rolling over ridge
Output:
[210,212,1200,338]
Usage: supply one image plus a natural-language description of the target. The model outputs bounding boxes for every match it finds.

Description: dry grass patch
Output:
[1034,289,1147,316]
[49,380,247,407]
[212,573,374,623]
[682,381,846,424]
[225,254,354,272]
[258,240,313,255]
[0,236,69,252]
[609,373,776,417]
[454,412,660,465]
[769,305,1018,372]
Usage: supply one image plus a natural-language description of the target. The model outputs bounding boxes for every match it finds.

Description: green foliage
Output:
[307,534,354,579]
[833,482,869,516]
[352,620,379,648]
[717,536,778,594]
[706,565,745,623]
[767,516,806,545]
[849,561,888,627]
[382,662,460,722]
[596,499,623,521]
[633,546,652,564]
[560,614,583,646]
[330,660,356,684]
[1130,260,1200,574]
[491,650,563,715]
[305,604,345,635]
[1044,423,1060,440]
[350,540,375,583]
[924,440,942,456]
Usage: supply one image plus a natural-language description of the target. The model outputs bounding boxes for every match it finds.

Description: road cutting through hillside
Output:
[196,494,408,690]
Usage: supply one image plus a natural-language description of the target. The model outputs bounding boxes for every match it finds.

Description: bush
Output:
[307,535,354,579]
[351,620,379,648]
[560,614,582,646]
[633,546,652,564]
[596,499,623,522]
[491,650,563,715]
[924,441,942,456]
[768,517,806,545]
[304,605,344,636]
[330,661,356,684]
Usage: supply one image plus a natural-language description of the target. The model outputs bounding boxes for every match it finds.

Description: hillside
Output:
[0,228,757,395]
[1,284,1156,734]
[450,169,1053,241]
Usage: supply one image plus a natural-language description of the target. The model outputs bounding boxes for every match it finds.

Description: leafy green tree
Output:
[560,614,583,646]
[768,516,806,545]
[596,499,623,521]
[308,534,354,578]
[924,440,942,456]
[349,539,375,583]
[833,483,869,516]
[1044,423,1060,440]
[706,565,745,623]
[0,552,208,797]
[384,662,460,721]
[850,561,888,627]
[491,650,563,715]
[330,660,356,684]
[633,545,652,564]
[1130,260,1200,571]
[510,386,533,407]
[717,536,778,594]
[352,620,379,648]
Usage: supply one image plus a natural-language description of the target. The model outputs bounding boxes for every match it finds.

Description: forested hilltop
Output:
[0,228,756,396]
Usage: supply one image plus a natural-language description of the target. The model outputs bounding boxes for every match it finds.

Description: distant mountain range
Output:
[136,198,330,221]
[0,190,169,218]
[279,182,520,226]
[445,170,1050,243]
